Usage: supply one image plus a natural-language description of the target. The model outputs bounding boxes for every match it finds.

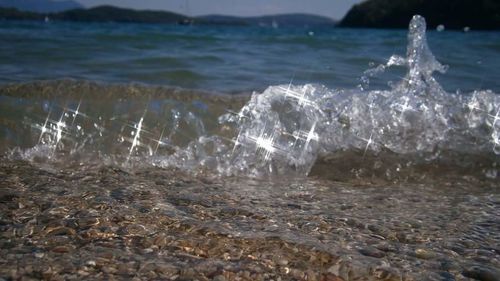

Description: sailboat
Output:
[178,0,194,25]
[272,19,279,29]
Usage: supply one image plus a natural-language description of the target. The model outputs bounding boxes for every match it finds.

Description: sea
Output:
[0,16,499,280]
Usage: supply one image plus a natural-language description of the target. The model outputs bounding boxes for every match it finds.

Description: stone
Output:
[415,249,435,260]
[359,247,386,258]
[463,266,500,281]
[213,275,226,281]
[277,259,289,266]
[51,246,70,253]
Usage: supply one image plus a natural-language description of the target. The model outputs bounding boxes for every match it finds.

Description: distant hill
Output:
[53,5,189,23]
[0,7,43,20]
[199,14,336,27]
[339,0,500,30]
[0,5,335,27]
[0,0,82,13]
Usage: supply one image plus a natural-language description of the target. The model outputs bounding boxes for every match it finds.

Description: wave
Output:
[2,15,499,183]
[209,15,499,181]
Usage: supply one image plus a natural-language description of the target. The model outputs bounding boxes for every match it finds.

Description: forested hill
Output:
[0,5,336,27]
[339,0,500,30]
[0,0,82,13]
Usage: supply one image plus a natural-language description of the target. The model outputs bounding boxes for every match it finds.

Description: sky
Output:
[76,0,364,20]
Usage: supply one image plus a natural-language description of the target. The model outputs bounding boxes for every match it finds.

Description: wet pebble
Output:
[277,258,289,266]
[0,190,19,203]
[152,234,169,248]
[371,266,401,281]
[415,248,435,260]
[358,247,386,258]
[117,263,135,276]
[154,263,179,277]
[375,242,397,252]
[34,252,45,258]
[213,275,226,281]
[321,273,346,281]
[76,217,99,229]
[463,266,500,281]
[437,271,456,281]
[51,246,71,253]
[101,265,117,274]
[46,226,76,236]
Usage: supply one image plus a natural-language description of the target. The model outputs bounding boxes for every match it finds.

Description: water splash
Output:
[213,15,499,179]
[4,15,500,181]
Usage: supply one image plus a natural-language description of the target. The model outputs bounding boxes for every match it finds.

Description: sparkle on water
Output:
[10,15,500,180]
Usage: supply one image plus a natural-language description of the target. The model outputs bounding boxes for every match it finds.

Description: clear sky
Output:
[76,0,364,20]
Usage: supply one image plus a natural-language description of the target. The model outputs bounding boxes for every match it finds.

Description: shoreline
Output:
[1,160,499,280]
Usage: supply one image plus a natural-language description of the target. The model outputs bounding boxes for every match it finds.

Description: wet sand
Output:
[1,160,499,280]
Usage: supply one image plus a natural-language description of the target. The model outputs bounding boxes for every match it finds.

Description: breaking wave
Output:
[2,15,499,182]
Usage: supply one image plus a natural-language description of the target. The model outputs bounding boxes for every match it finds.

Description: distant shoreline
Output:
[2,2,500,31]
[0,5,337,27]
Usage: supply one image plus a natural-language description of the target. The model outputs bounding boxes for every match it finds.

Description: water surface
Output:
[0,20,499,93]
[0,16,499,280]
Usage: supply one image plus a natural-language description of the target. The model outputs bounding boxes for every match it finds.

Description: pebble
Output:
[117,263,134,276]
[415,249,435,260]
[213,275,226,281]
[144,271,158,279]
[463,266,500,281]
[321,273,345,281]
[142,248,154,254]
[51,246,70,253]
[46,226,76,236]
[34,252,44,258]
[155,264,179,277]
[306,269,318,281]
[437,271,456,280]
[152,234,168,248]
[358,247,386,258]
[372,266,401,281]
[277,258,289,266]
[102,266,118,274]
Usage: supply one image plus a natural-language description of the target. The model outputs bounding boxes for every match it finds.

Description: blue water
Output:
[1,17,500,281]
[0,16,499,182]
[1,20,499,93]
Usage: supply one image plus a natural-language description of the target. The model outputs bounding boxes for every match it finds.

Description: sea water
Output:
[0,18,499,93]
[0,16,499,280]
